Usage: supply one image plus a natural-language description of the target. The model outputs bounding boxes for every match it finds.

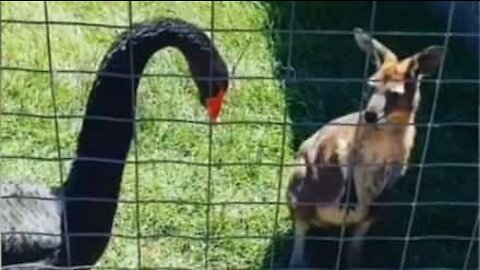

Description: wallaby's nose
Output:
[364,111,378,123]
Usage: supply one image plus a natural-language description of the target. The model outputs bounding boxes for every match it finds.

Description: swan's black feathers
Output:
[106,17,215,59]
[2,17,229,269]
[1,182,63,265]
[95,17,228,106]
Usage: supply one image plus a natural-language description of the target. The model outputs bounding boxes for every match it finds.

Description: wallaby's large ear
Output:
[353,27,397,68]
[414,45,446,76]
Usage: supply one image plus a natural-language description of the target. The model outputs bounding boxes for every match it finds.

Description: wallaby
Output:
[286,27,445,268]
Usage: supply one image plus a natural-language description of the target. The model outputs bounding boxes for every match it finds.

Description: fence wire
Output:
[399,2,456,269]
[43,1,73,266]
[462,2,480,269]
[0,1,478,270]
[0,0,3,183]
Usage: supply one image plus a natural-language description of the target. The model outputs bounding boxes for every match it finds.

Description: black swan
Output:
[1,18,229,269]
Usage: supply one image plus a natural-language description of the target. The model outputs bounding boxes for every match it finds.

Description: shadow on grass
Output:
[261,1,479,269]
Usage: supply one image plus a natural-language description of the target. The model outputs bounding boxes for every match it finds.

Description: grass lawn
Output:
[0,1,295,269]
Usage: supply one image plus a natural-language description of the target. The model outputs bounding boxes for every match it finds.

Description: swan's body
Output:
[1,183,63,267]
[1,18,229,269]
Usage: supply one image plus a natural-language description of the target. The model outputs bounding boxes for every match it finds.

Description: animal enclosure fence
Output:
[0,1,478,269]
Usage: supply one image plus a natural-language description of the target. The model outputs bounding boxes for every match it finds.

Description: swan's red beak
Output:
[206,89,226,123]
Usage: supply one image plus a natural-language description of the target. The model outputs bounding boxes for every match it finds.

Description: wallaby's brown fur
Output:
[287,28,445,268]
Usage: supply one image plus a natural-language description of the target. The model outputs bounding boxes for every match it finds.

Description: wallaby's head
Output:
[354,28,445,126]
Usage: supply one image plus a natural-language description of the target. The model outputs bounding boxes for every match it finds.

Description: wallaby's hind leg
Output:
[346,219,373,268]
[289,220,310,269]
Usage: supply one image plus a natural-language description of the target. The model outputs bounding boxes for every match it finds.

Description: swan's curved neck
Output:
[55,19,227,267]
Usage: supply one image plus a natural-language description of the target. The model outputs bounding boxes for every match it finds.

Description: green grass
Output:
[0,1,294,269]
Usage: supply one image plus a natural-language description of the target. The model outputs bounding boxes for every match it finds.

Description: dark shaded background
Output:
[263,1,479,269]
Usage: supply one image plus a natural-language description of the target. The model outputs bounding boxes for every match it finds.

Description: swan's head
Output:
[202,79,228,123]
[190,52,229,123]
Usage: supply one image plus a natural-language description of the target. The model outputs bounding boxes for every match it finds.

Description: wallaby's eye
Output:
[383,74,391,82]
[384,91,402,114]
[386,91,402,106]
[387,91,401,99]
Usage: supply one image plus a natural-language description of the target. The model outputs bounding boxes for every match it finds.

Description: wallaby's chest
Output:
[351,128,412,168]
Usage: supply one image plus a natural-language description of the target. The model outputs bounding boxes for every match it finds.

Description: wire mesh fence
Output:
[0,1,478,269]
